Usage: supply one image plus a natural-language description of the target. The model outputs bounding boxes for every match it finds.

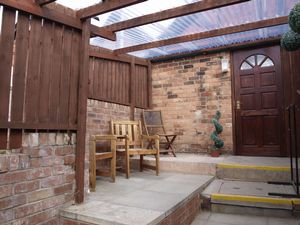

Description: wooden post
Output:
[130,58,135,120]
[75,19,90,203]
[147,61,152,109]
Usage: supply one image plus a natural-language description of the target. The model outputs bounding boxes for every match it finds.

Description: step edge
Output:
[217,163,290,172]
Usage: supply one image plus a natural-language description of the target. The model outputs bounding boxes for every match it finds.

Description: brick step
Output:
[201,179,299,218]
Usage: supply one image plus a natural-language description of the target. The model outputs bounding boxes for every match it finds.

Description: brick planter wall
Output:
[152,52,233,154]
[85,100,143,193]
[157,193,201,225]
[0,132,76,225]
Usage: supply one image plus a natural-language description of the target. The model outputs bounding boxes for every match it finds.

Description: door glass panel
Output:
[261,58,274,67]
[246,55,256,66]
[256,54,266,66]
[241,61,252,70]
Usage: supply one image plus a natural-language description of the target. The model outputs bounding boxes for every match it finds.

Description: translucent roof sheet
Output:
[89,0,297,59]
[56,0,102,10]
[129,25,289,58]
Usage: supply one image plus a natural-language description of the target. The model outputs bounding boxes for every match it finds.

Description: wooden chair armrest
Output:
[141,135,159,140]
[90,135,117,141]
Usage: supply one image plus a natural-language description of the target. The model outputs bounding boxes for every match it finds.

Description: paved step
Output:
[133,154,291,182]
[191,211,299,225]
[201,179,299,217]
[60,171,214,225]
[216,163,290,182]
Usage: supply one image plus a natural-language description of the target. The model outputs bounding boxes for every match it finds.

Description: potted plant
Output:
[210,110,224,157]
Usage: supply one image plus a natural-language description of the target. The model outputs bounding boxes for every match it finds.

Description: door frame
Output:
[230,44,287,156]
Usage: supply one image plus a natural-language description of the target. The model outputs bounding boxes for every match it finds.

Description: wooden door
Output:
[233,46,285,156]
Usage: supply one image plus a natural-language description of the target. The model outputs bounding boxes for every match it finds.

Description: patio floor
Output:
[61,171,214,225]
[150,153,292,167]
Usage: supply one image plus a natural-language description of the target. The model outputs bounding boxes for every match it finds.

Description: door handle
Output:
[236,100,241,110]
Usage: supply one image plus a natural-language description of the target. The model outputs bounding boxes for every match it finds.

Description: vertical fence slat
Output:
[25,16,42,123]
[38,20,53,123]
[49,24,63,124]
[111,61,116,101]
[0,129,8,149]
[88,58,94,97]
[0,8,16,123]
[69,30,81,126]
[93,58,99,99]
[97,59,103,99]
[11,12,30,123]
[58,28,72,124]
[10,129,22,149]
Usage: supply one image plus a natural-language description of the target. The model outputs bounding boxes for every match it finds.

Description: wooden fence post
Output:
[75,19,90,203]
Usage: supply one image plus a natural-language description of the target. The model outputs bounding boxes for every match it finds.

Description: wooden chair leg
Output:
[140,155,144,172]
[111,158,116,182]
[89,141,96,192]
[125,153,130,179]
[155,153,159,176]
[155,138,160,176]
[111,139,116,182]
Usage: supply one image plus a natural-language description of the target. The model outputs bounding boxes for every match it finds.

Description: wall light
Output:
[221,58,229,73]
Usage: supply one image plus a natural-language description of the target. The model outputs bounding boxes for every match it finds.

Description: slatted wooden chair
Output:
[89,135,117,192]
[142,110,177,157]
[110,120,160,179]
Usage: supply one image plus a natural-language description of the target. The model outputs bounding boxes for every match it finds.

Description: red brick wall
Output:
[0,132,76,225]
[152,52,233,154]
[85,100,143,193]
[157,193,200,225]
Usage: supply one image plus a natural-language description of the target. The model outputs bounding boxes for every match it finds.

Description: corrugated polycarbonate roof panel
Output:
[90,0,297,58]
[128,24,289,58]
[56,0,102,10]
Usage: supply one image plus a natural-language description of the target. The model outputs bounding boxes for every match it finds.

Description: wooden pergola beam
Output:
[150,37,281,62]
[114,16,288,54]
[0,0,82,29]
[103,0,250,32]
[35,0,56,6]
[0,0,116,41]
[77,0,148,20]
[90,25,116,41]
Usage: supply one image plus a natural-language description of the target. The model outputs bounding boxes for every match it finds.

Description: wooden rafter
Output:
[90,25,116,41]
[0,0,116,41]
[150,37,281,62]
[103,0,250,32]
[77,0,148,20]
[114,16,288,54]
[35,0,56,6]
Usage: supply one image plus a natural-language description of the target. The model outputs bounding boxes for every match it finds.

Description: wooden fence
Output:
[0,6,151,149]
[0,7,81,130]
[0,6,81,148]
[88,47,151,109]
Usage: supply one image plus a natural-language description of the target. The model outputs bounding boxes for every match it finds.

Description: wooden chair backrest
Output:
[110,120,142,147]
[143,110,166,136]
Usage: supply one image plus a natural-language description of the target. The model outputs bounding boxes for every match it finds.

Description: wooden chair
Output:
[142,110,177,157]
[110,120,160,179]
[89,135,117,192]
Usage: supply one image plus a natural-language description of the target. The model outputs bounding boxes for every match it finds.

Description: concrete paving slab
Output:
[203,179,294,197]
[61,201,162,225]
[61,171,214,225]
[140,154,292,167]
[191,212,299,225]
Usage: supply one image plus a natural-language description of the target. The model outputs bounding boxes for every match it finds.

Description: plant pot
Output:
[210,150,220,157]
